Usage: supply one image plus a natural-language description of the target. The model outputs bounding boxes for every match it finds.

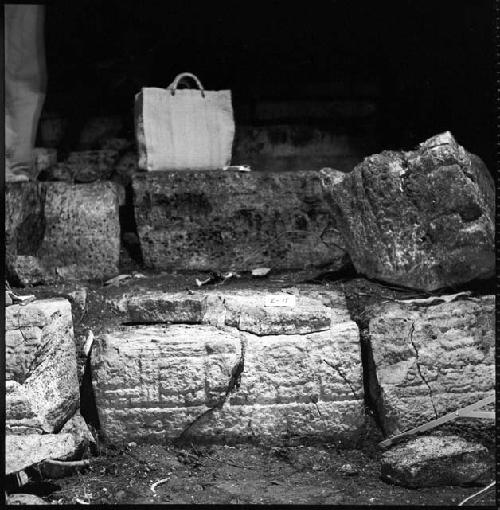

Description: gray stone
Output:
[7,494,48,505]
[91,288,364,444]
[6,181,120,283]
[368,295,494,435]
[6,298,79,433]
[68,149,119,183]
[329,132,495,291]
[6,432,84,474]
[40,458,90,479]
[381,435,491,488]
[132,169,349,272]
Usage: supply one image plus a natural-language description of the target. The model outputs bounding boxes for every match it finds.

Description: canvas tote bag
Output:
[135,72,235,171]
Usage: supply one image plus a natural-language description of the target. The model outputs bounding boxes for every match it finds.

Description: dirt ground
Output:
[9,269,496,506]
[12,442,495,506]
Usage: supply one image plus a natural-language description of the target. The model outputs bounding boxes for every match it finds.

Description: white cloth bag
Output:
[135,72,235,171]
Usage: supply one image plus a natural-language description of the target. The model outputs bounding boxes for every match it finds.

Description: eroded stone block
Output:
[6,181,120,284]
[6,298,79,433]
[132,170,349,272]
[368,295,494,435]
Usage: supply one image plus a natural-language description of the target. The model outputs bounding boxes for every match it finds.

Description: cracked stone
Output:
[91,288,365,444]
[6,298,80,433]
[381,435,492,488]
[328,132,495,291]
[368,294,494,435]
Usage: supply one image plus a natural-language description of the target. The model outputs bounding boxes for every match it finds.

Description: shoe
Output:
[6,161,31,182]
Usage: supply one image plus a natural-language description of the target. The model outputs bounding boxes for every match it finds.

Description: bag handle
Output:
[167,72,206,98]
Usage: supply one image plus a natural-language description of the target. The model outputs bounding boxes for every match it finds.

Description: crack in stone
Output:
[175,335,246,444]
[322,358,359,400]
[408,321,438,419]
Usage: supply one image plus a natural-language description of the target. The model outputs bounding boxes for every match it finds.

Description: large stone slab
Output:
[368,295,494,435]
[328,132,495,291]
[92,288,364,444]
[6,298,79,433]
[381,435,491,488]
[132,169,349,272]
[6,181,120,284]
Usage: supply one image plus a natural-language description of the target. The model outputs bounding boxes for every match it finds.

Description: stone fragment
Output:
[6,298,79,433]
[329,132,495,291]
[368,295,494,435]
[60,410,95,448]
[92,288,364,444]
[132,169,348,272]
[7,494,48,505]
[40,459,90,479]
[6,290,13,306]
[6,181,120,283]
[381,435,491,488]
[66,287,88,317]
[33,147,57,174]
[6,433,84,474]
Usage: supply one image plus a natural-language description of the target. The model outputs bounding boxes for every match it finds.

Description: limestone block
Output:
[368,295,494,435]
[132,170,348,272]
[329,132,495,291]
[6,433,84,475]
[6,181,120,284]
[92,288,364,444]
[6,298,79,433]
[381,436,492,488]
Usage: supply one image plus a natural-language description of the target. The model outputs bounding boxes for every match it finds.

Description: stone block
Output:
[6,433,84,475]
[381,435,492,488]
[329,132,495,291]
[6,181,120,284]
[6,298,79,433]
[132,169,349,272]
[368,295,494,435]
[91,288,364,444]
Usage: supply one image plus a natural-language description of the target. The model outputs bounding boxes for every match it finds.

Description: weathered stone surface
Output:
[34,147,57,174]
[6,298,79,433]
[132,169,349,272]
[92,288,364,444]
[68,150,119,183]
[6,181,120,284]
[40,458,90,479]
[368,295,494,435]
[329,132,495,291]
[381,435,491,488]
[7,494,48,505]
[6,433,84,474]
[126,287,347,335]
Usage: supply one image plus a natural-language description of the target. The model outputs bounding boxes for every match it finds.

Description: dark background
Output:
[44,0,495,169]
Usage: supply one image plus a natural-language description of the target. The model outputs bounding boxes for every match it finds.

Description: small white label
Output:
[264,294,296,308]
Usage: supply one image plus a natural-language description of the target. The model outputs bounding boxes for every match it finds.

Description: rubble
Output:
[381,435,492,488]
[329,132,495,291]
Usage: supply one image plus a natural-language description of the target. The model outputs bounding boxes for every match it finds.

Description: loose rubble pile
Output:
[4,132,495,499]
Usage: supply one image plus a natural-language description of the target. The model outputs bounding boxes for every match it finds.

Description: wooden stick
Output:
[379,393,495,448]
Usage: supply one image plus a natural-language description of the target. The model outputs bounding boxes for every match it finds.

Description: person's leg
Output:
[5,5,47,182]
